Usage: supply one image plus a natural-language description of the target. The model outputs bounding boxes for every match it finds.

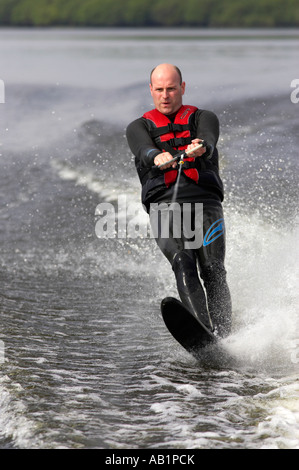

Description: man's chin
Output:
[160,105,173,114]
[159,103,182,115]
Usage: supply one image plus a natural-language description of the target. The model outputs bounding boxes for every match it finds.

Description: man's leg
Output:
[171,250,213,330]
[197,203,232,337]
[150,203,213,330]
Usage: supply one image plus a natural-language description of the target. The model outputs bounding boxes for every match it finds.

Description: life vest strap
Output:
[166,136,192,148]
[150,123,190,139]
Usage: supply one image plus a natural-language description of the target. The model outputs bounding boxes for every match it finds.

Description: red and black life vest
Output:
[143,105,199,187]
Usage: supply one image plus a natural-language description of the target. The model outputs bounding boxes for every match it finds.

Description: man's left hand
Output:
[186,139,206,158]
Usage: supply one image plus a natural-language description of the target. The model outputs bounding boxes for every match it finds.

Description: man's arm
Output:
[126,118,160,168]
[194,110,220,159]
[126,118,176,170]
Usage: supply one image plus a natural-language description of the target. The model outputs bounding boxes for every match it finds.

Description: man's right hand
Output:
[154,152,177,169]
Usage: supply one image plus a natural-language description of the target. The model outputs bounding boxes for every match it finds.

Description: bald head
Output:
[150,64,182,85]
[149,63,185,115]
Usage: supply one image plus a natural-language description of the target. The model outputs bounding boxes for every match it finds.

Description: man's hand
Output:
[154,152,177,169]
[186,138,206,158]
[154,139,206,169]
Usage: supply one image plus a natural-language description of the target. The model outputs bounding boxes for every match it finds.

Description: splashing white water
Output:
[222,210,298,372]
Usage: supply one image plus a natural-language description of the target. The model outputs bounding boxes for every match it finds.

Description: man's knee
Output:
[172,251,198,293]
[172,250,195,272]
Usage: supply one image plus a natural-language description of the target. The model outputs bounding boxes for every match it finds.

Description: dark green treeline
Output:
[0,0,298,27]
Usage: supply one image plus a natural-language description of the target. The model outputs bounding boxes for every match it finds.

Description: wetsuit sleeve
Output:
[126,118,161,168]
[194,110,219,160]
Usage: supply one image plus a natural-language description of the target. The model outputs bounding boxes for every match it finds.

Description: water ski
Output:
[161,297,216,358]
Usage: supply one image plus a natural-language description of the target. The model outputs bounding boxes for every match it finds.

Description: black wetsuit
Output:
[126,108,232,337]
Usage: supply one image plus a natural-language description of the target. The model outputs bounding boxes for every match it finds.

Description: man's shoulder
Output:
[194,107,217,116]
[127,116,144,130]
[126,116,149,141]
[194,108,219,122]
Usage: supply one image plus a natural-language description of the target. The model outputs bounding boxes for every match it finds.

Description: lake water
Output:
[0,27,298,450]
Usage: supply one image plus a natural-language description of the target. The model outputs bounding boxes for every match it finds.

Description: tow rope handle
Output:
[157,141,207,169]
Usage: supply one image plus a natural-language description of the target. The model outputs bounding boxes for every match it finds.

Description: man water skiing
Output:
[126,63,231,338]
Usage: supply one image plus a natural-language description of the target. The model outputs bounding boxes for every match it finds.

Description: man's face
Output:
[150,67,185,115]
